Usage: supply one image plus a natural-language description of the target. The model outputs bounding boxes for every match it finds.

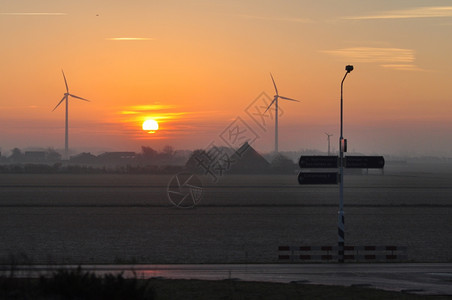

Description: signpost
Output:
[345,156,385,169]
[298,151,385,263]
[299,156,338,169]
[298,156,338,186]
[298,155,385,171]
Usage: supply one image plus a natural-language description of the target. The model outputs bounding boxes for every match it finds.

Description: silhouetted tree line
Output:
[137,145,186,164]
[0,145,300,174]
[0,162,185,174]
[0,146,188,174]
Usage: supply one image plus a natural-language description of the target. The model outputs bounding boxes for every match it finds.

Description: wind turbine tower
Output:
[265,73,301,153]
[325,132,333,156]
[52,70,90,160]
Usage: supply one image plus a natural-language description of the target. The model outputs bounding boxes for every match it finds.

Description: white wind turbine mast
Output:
[52,70,90,160]
[265,73,301,153]
[325,132,333,156]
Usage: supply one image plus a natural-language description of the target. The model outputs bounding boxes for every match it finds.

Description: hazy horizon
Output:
[2,143,452,160]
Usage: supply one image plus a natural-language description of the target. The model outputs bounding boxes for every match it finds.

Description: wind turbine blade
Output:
[279,95,300,102]
[62,70,69,93]
[69,94,90,102]
[52,95,66,111]
[270,73,278,95]
[264,97,277,113]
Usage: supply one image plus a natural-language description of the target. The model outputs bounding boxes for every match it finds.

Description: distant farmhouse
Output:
[9,149,62,163]
[69,152,98,164]
[186,142,275,175]
[228,142,271,174]
[97,152,137,164]
[24,151,47,162]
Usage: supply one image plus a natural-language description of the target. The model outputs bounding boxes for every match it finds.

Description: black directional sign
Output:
[345,156,385,169]
[298,172,338,185]
[299,156,338,169]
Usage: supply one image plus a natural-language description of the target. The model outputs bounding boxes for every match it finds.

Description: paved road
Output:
[6,263,452,296]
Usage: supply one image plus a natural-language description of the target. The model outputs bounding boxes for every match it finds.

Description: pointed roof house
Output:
[229,142,270,174]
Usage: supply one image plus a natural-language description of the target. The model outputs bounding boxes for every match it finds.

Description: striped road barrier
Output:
[278,245,407,262]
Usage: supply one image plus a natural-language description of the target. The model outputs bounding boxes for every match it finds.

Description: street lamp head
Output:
[345,65,354,73]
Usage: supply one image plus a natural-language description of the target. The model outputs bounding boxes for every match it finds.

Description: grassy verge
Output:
[0,268,450,299]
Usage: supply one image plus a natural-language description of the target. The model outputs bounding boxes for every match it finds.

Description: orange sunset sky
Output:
[1,1,452,156]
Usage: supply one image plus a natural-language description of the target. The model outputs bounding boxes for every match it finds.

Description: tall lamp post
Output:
[338,65,353,262]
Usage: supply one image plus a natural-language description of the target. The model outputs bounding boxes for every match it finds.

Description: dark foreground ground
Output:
[0,163,451,298]
[1,269,451,300]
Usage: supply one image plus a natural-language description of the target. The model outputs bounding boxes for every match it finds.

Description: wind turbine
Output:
[52,70,90,160]
[265,73,300,153]
[325,132,333,156]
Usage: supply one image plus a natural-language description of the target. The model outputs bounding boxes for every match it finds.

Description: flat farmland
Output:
[0,163,451,264]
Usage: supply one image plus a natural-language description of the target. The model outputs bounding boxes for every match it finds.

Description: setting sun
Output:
[142,119,159,132]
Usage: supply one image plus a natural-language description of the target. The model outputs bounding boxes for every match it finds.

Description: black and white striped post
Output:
[339,65,353,262]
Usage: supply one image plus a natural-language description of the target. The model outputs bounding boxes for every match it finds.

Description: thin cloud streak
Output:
[380,64,425,71]
[106,37,154,41]
[0,12,67,16]
[322,47,426,71]
[344,6,452,20]
[119,105,224,119]
[234,14,312,23]
[322,47,415,63]
[120,105,175,114]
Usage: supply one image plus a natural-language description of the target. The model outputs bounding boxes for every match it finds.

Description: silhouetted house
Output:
[97,152,137,165]
[46,149,62,162]
[24,151,47,163]
[14,150,62,164]
[228,142,270,174]
[185,143,270,176]
[70,152,98,164]
[185,149,208,173]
